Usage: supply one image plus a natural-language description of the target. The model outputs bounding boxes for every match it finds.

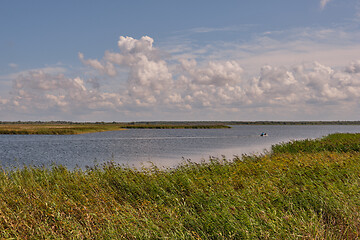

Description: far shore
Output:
[0,120,359,135]
[0,122,230,135]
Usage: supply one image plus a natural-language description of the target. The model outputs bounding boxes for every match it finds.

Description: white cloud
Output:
[0,97,8,106]
[8,63,18,68]
[118,36,154,54]
[0,66,67,82]
[2,35,360,120]
[180,59,244,86]
[171,26,360,75]
[82,36,173,107]
[345,60,360,73]
[6,70,123,115]
[79,52,117,76]
[320,0,332,10]
[185,25,251,34]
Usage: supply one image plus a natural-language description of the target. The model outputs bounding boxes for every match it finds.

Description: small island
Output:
[0,121,231,135]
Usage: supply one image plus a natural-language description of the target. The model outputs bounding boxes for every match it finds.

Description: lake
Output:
[0,125,359,169]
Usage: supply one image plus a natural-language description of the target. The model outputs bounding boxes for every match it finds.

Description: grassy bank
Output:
[0,133,359,239]
[0,122,230,135]
[0,124,126,135]
[272,133,360,153]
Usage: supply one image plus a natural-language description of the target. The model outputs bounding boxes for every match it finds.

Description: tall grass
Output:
[0,123,230,135]
[0,133,359,239]
[272,133,360,153]
[0,124,125,135]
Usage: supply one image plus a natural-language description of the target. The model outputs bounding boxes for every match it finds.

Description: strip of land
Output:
[0,133,359,238]
[0,120,359,134]
[0,122,231,135]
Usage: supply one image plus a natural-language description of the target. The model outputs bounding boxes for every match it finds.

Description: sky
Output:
[1,0,360,122]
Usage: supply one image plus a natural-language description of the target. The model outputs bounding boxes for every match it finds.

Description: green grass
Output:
[0,124,126,135]
[272,133,360,153]
[0,133,359,239]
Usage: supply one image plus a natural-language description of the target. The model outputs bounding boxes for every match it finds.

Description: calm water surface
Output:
[0,125,359,169]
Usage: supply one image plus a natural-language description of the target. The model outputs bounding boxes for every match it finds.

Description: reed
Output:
[0,123,230,135]
[272,133,360,153]
[0,133,359,239]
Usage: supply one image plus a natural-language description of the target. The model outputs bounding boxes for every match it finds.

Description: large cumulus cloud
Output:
[2,36,360,120]
[81,36,174,107]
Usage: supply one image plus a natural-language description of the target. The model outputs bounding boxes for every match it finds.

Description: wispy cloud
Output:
[186,25,254,34]
[8,63,18,68]
[163,26,360,75]
[320,0,332,10]
[0,67,67,82]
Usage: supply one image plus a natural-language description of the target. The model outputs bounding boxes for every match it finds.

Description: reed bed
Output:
[0,123,230,135]
[0,133,359,239]
[272,133,360,153]
[0,124,125,135]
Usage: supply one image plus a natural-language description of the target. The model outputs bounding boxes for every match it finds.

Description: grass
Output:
[272,133,360,153]
[1,120,359,134]
[0,123,126,135]
[0,122,231,135]
[0,133,359,239]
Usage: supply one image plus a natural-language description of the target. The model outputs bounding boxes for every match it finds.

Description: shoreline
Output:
[0,123,230,135]
[0,120,359,135]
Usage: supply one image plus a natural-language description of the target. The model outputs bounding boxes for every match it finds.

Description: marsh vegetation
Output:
[0,122,230,135]
[0,133,359,238]
[1,121,359,135]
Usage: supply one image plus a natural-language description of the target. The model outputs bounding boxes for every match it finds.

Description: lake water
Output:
[0,125,359,169]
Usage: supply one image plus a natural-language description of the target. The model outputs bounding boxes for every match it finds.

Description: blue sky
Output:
[1,0,360,121]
